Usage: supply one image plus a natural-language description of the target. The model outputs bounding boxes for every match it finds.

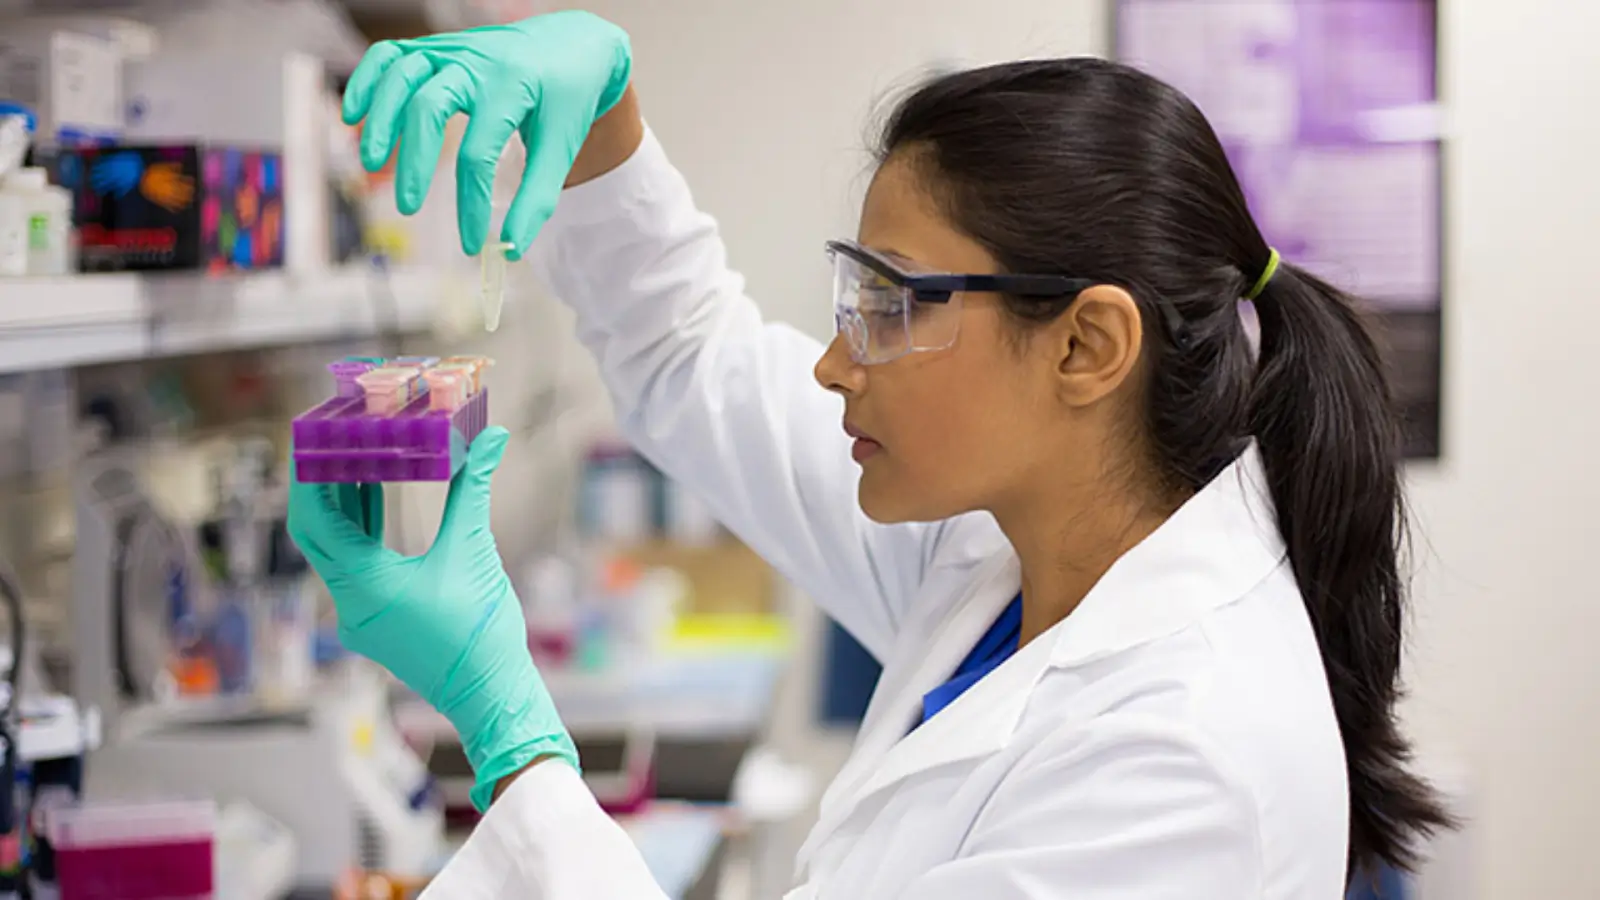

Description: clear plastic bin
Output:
[47,799,216,900]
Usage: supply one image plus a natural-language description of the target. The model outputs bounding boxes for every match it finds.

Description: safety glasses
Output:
[826,240,1097,365]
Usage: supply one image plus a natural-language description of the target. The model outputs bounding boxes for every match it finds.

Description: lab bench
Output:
[395,652,788,899]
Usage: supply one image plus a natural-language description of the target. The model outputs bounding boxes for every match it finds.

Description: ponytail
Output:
[1247,259,1454,875]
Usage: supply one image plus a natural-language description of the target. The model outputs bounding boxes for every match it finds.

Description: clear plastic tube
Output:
[424,367,470,411]
[355,366,423,414]
[481,241,513,332]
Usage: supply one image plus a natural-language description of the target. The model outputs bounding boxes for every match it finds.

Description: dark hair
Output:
[878,58,1452,876]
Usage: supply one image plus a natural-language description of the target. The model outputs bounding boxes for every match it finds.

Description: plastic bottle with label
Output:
[0,189,24,276]
[0,105,34,277]
[2,168,72,276]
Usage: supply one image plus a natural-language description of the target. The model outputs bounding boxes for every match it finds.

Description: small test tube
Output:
[356,366,423,415]
[480,242,512,332]
[431,363,477,395]
[328,360,376,398]
[440,355,494,393]
[424,368,471,411]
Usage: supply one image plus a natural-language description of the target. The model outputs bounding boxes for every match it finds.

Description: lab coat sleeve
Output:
[895,717,1264,899]
[525,128,954,657]
[420,761,669,900]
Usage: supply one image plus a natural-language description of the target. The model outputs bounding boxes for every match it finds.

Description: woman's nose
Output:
[814,334,865,396]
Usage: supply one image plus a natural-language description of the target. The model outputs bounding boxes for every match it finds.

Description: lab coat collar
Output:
[797,445,1285,878]
[1045,441,1286,668]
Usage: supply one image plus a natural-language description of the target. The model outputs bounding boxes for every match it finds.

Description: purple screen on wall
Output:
[1116,0,1443,458]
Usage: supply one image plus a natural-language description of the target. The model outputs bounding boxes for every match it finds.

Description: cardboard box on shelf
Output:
[55,143,284,273]
[0,28,121,146]
[620,538,778,619]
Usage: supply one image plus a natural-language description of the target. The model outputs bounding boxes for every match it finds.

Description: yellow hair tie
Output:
[1244,248,1280,301]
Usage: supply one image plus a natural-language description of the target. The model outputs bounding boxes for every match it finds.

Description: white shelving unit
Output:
[0,265,469,375]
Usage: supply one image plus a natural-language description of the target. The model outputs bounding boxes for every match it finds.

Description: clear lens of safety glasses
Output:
[830,250,962,365]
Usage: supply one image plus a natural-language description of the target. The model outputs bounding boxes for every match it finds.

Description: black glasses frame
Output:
[826,240,1096,303]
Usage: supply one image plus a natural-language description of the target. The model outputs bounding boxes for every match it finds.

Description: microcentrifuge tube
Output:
[480,241,513,332]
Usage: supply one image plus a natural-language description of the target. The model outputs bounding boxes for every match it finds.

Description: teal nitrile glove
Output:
[340,11,632,259]
[288,427,577,811]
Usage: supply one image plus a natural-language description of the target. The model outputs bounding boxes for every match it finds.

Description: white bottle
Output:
[5,168,73,276]
[0,189,25,276]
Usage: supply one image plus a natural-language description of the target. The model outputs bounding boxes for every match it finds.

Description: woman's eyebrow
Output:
[871,246,934,272]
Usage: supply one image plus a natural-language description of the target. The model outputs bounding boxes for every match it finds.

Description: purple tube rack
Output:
[292,388,489,483]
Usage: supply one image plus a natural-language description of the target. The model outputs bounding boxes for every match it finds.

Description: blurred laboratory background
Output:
[0,0,1592,897]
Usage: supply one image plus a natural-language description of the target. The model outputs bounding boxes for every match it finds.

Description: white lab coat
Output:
[422,130,1349,900]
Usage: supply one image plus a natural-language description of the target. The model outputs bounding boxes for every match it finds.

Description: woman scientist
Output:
[288,11,1451,899]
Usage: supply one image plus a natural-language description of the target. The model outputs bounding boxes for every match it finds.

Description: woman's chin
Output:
[858,469,939,524]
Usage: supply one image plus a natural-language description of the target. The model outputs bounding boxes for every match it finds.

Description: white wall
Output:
[586,0,1110,331]
[563,1,1596,896]
[1401,0,1600,896]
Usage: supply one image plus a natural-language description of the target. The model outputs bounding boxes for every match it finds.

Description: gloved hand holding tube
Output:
[288,428,577,811]
[305,9,642,809]
[340,10,634,259]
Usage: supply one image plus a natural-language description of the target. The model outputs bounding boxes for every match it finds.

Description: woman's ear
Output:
[1045,284,1144,408]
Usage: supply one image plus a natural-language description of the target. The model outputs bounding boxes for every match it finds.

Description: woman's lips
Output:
[844,421,881,462]
[851,438,881,462]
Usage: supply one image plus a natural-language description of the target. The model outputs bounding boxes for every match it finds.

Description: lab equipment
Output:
[341,10,633,256]
[422,367,471,410]
[0,563,23,896]
[0,689,103,897]
[662,478,721,546]
[292,356,491,483]
[328,358,375,397]
[439,355,491,391]
[522,556,580,669]
[578,443,655,543]
[253,579,314,704]
[26,747,90,892]
[210,588,255,694]
[425,726,654,818]
[0,105,32,277]
[1,168,72,276]
[574,729,655,815]
[46,798,216,900]
[480,241,512,331]
[354,366,426,415]
[213,801,298,900]
[0,190,26,277]
[287,427,578,813]
[71,454,213,730]
[87,662,444,887]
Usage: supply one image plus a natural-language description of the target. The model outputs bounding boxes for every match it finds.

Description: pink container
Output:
[48,800,216,900]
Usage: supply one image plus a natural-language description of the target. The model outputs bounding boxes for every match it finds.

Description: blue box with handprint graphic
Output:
[55,143,284,272]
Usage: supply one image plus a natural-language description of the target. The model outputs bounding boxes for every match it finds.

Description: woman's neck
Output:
[994,475,1183,646]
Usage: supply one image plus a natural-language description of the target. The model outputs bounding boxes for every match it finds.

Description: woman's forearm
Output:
[495,756,554,803]
[566,84,646,187]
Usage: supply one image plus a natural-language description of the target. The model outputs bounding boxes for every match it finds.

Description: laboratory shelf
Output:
[0,265,468,375]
